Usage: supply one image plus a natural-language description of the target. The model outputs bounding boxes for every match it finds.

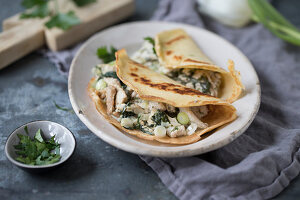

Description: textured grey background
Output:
[0,0,299,199]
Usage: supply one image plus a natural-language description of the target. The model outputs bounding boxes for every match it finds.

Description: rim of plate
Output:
[68,21,261,157]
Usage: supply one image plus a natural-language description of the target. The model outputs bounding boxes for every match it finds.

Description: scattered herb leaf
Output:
[72,0,96,7]
[14,126,61,165]
[97,46,117,63]
[53,101,74,113]
[45,11,80,30]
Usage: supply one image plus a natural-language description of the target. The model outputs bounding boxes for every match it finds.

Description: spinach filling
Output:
[123,115,154,135]
[168,69,211,95]
[199,76,211,94]
[166,107,179,118]
[120,102,135,118]
[103,71,119,79]
[151,110,169,125]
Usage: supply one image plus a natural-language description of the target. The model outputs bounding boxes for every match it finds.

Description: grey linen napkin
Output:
[42,0,300,199]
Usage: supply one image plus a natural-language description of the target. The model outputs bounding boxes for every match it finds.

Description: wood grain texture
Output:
[0,22,45,70]
[45,0,135,51]
[0,0,134,69]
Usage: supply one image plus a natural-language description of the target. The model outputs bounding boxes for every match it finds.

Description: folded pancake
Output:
[88,49,237,144]
[155,29,244,103]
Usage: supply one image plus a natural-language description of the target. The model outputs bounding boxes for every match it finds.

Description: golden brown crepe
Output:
[155,29,244,103]
[87,49,237,144]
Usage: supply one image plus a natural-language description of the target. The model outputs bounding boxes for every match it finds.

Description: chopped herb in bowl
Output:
[14,126,61,166]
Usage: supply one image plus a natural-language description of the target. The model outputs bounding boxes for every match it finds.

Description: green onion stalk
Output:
[248,0,300,46]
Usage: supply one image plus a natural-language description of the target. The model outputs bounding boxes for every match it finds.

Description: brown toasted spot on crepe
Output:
[173,55,182,60]
[166,50,173,55]
[128,60,147,69]
[166,35,186,45]
[130,67,139,72]
[130,73,138,77]
[184,58,210,65]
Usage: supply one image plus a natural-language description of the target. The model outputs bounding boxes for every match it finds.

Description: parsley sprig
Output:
[45,11,80,30]
[14,126,61,165]
[97,46,117,63]
[248,0,300,46]
[20,0,96,30]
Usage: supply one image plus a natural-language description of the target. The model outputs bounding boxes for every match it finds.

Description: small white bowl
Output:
[5,121,76,172]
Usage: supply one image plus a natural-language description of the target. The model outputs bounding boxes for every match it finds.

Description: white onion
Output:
[154,126,167,138]
[120,118,133,128]
[197,0,253,28]
[95,79,107,90]
[187,123,198,135]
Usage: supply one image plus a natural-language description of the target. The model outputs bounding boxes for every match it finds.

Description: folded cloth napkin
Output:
[42,0,300,199]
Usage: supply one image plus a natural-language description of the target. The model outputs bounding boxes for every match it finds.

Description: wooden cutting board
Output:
[0,0,135,70]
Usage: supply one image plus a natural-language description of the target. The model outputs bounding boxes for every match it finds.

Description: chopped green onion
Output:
[95,79,107,90]
[248,0,300,46]
[120,118,133,128]
[177,112,190,125]
[154,126,166,138]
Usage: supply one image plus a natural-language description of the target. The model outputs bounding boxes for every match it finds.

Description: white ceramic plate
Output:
[68,21,260,157]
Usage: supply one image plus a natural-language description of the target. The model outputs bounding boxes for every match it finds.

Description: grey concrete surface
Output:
[0,0,299,199]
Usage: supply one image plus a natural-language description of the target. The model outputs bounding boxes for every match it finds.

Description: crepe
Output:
[155,29,244,103]
[88,49,237,144]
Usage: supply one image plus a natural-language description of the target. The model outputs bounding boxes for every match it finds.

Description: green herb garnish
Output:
[248,0,300,46]
[72,0,96,7]
[54,101,74,113]
[45,11,80,30]
[144,37,156,55]
[20,0,95,30]
[97,46,117,63]
[14,126,61,165]
[20,2,49,19]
